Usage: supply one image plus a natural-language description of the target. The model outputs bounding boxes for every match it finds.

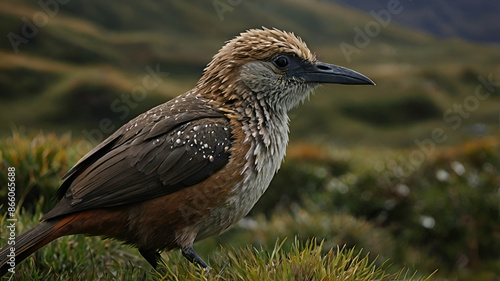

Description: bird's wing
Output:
[42,93,233,220]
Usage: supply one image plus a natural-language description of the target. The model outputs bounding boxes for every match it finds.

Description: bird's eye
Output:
[273,55,289,68]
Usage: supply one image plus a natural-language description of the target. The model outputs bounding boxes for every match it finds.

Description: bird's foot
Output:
[139,247,162,269]
[181,246,209,269]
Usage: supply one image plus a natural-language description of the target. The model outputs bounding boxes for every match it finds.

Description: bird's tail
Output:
[0,220,63,277]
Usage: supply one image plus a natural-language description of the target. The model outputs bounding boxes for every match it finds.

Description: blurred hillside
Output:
[331,0,500,44]
[1,0,499,148]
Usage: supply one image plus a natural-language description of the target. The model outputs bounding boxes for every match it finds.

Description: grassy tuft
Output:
[0,128,92,214]
[152,238,432,281]
[1,131,498,280]
[0,205,431,281]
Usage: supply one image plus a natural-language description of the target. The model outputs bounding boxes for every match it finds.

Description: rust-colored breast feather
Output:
[128,123,250,249]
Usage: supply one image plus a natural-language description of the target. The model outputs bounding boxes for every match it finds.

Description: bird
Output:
[0,27,373,275]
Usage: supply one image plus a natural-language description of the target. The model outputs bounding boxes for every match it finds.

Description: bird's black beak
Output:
[295,61,375,85]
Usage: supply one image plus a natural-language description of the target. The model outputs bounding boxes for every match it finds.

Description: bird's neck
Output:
[196,77,290,174]
[232,86,290,176]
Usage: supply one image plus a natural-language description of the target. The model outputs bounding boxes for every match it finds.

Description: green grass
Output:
[0,208,433,280]
[1,131,499,280]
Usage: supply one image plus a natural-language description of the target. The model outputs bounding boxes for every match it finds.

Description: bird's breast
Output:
[195,111,289,240]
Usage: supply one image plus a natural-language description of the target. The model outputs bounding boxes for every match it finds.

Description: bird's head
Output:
[197,27,374,112]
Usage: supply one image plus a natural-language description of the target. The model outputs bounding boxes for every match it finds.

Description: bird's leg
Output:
[181,246,208,268]
[139,247,162,269]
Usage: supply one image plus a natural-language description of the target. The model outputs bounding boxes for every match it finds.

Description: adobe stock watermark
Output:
[7,0,71,53]
[375,73,500,184]
[5,167,17,274]
[81,64,169,146]
[213,0,242,21]
[339,0,412,63]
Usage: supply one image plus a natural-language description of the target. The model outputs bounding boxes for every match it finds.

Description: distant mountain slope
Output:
[330,0,500,44]
[1,0,499,147]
